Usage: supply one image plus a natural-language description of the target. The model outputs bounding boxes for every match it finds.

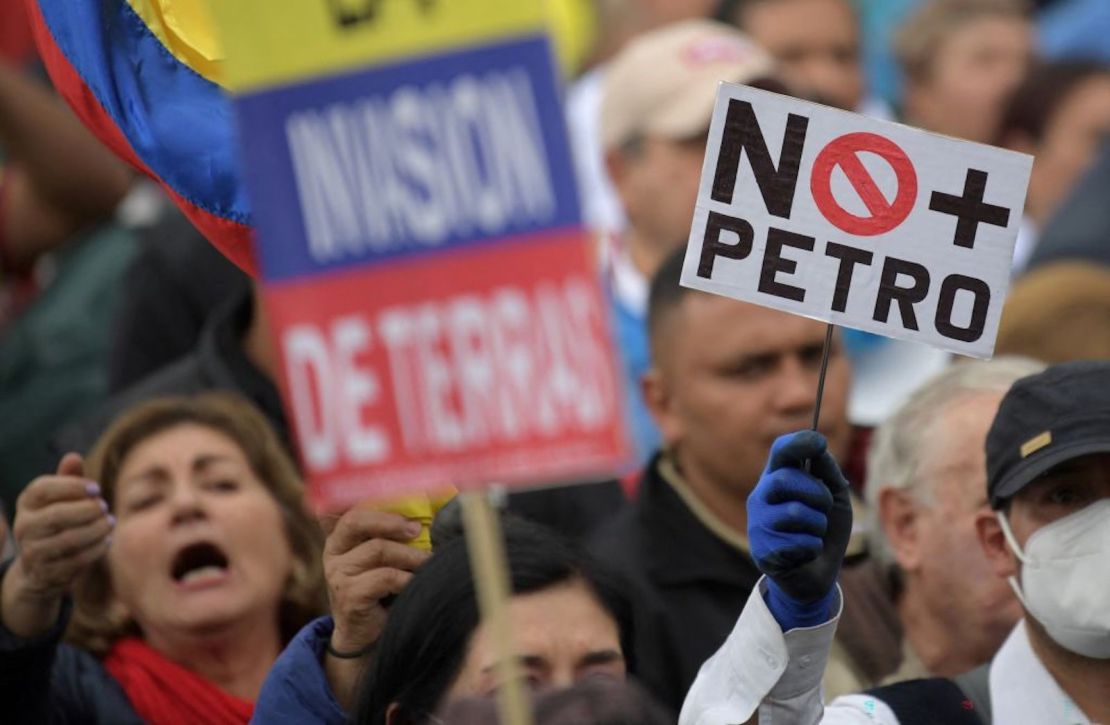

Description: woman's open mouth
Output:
[170,541,231,588]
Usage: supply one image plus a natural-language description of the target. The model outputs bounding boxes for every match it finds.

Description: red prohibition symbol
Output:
[810,132,918,236]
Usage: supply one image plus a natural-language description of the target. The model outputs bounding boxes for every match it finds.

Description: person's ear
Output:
[878,487,924,572]
[975,508,1019,580]
[604,147,628,188]
[642,366,683,447]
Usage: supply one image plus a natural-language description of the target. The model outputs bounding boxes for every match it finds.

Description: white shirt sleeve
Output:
[679,577,902,725]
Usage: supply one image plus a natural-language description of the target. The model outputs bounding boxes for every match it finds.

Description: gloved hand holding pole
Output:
[748,430,853,630]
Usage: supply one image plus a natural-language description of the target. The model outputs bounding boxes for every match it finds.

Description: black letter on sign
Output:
[699,212,754,278]
[711,100,809,220]
[873,257,930,331]
[759,228,815,302]
[327,0,435,28]
[928,169,1011,249]
[935,274,990,342]
[824,242,874,313]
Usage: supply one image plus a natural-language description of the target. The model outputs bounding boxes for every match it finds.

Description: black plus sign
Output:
[928,169,1011,249]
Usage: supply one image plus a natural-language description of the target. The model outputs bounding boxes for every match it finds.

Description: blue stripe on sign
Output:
[236,34,582,282]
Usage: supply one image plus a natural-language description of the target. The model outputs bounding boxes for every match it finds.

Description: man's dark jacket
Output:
[589,454,761,713]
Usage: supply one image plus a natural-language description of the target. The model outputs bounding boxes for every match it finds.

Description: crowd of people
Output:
[2,0,1109,723]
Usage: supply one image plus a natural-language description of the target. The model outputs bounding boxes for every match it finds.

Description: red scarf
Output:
[104,638,254,725]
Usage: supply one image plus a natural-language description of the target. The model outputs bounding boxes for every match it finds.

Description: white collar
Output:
[990,620,1091,724]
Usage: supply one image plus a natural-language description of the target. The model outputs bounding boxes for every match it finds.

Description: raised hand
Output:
[320,504,430,706]
[748,431,852,630]
[1,453,114,636]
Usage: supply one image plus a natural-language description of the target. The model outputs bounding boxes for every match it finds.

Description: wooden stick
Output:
[460,491,534,725]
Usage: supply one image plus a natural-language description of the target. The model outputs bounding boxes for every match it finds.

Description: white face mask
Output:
[997,499,1110,659]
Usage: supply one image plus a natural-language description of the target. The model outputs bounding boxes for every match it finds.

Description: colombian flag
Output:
[26,0,256,273]
[24,0,596,277]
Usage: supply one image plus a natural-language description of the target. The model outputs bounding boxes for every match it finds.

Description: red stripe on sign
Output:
[835,149,892,219]
[264,229,630,511]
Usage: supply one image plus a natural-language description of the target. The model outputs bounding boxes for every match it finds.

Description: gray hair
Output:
[865,356,1045,566]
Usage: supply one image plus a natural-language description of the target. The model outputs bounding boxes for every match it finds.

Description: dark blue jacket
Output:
[0,575,142,723]
[251,616,346,725]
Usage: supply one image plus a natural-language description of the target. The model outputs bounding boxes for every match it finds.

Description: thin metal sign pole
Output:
[811,322,836,432]
[804,322,836,474]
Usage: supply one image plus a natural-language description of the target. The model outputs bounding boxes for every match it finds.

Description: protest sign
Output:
[682,84,1033,359]
[209,2,629,511]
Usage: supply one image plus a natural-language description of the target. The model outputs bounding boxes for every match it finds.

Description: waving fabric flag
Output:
[25,0,256,273]
[24,0,592,276]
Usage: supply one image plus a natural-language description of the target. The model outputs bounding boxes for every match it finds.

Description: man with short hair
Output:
[590,248,855,711]
[681,359,1110,724]
[895,0,1034,143]
[717,0,868,112]
[598,19,785,459]
[844,357,1042,686]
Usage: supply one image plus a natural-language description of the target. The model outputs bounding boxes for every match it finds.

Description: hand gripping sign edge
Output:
[810,132,917,237]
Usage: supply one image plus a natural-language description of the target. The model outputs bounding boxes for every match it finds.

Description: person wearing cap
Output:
[680,359,1110,725]
[597,18,783,461]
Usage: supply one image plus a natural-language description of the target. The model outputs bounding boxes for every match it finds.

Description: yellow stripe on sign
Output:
[127,0,224,85]
[208,0,547,92]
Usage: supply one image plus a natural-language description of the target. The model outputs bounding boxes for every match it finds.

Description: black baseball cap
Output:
[987,360,1110,509]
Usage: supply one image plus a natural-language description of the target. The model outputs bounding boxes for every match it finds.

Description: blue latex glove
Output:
[748,431,853,630]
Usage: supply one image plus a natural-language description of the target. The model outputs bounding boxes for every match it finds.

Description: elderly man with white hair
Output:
[842,356,1045,685]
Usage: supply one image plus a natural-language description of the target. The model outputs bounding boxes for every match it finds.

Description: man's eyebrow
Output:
[725,351,778,369]
[579,649,624,667]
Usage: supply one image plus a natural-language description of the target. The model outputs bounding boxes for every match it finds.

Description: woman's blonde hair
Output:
[67,393,326,655]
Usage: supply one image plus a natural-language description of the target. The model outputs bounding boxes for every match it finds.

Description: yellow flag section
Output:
[126,0,223,83]
[210,0,548,92]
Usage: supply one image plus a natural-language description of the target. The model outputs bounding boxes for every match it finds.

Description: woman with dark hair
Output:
[354,517,637,725]
[0,393,326,723]
[251,515,641,725]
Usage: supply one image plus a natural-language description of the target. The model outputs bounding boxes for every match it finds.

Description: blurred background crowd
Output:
[1,0,1109,723]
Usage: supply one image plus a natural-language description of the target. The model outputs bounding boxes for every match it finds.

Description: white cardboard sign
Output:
[681,83,1033,359]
